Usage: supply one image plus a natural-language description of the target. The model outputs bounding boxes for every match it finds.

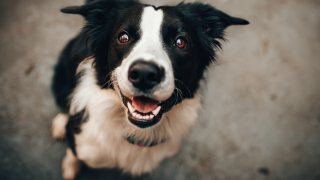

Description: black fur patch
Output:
[66,109,88,155]
[51,33,90,112]
[83,1,143,88]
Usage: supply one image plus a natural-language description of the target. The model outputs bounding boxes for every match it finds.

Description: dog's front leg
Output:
[62,148,82,180]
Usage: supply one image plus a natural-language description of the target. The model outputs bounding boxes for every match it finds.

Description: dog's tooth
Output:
[127,102,135,113]
[150,114,154,119]
[132,112,137,116]
[143,116,147,120]
[134,114,139,119]
[152,106,161,116]
[146,115,150,120]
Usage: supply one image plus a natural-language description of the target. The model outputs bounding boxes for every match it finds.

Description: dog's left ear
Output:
[178,2,249,35]
[177,2,249,59]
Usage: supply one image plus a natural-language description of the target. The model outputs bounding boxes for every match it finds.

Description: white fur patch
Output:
[115,6,175,101]
[69,58,99,116]
[68,60,201,175]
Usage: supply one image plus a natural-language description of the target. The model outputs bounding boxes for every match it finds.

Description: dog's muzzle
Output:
[117,60,178,128]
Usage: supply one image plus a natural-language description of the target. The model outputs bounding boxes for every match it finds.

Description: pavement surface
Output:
[0,0,320,180]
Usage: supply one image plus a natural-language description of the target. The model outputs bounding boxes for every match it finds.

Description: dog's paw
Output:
[62,166,78,180]
[52,113,69,140]
[62,148,81,180]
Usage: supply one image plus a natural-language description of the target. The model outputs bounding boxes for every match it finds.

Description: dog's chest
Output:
[72,96,201,175]
[69,60,202,174]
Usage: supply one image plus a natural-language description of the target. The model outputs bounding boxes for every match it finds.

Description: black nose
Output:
[128,61,164,91]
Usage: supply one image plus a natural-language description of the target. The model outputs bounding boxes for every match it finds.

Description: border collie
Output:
[51,0,248,179]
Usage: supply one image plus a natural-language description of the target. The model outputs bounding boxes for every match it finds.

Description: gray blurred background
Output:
[0,0,320,180]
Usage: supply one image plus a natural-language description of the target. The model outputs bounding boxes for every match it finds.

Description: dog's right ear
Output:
[60,2,98,17]
[61,0,138,18]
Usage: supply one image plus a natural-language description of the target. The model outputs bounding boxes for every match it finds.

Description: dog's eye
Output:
[175,38,187,48]
[119,33,130,43]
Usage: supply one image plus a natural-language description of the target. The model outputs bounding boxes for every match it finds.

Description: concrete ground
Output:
[0,0,320,179]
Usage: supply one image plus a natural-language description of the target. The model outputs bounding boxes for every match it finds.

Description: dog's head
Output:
[62,0,248,129]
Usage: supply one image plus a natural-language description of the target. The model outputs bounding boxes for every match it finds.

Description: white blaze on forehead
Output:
[140,6,163,44]
[126,6,166,59]
[115,6,175,101]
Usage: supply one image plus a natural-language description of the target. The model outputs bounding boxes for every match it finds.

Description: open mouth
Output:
[122,96,163,128]
[119,88,179,129]
[127,96,161,120]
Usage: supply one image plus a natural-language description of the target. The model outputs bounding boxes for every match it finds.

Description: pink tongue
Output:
[132,97,158,113]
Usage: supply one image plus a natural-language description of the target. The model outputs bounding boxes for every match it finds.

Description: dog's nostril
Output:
[128,61,164,91]
[129,70,139,82]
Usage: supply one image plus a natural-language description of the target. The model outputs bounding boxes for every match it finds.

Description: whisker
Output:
[174,79,191,98]
[173,88,179,106]
[174,87,183,106]
[101,71,114,88]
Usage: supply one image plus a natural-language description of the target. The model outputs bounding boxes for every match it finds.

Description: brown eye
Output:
[119,33,129,43]
[175,38,186,48]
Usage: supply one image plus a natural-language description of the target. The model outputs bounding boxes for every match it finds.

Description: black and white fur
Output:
[51,0,248,179]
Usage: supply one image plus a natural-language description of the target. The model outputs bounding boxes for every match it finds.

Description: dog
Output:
[51,0,249,179]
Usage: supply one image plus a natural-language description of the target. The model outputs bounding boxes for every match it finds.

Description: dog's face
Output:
[62,0,248,128]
